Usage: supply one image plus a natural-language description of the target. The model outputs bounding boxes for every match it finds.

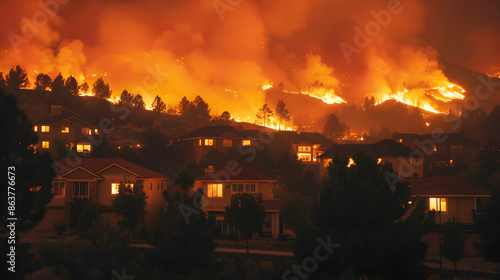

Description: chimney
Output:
[51,105,63,116]
[204,165,215,174]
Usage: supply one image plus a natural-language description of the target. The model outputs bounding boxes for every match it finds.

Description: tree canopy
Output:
[275,100,291,130]
[256,104,273,127]
[92,77,112,100]
[151,95,167,113]
[5,65,30,91]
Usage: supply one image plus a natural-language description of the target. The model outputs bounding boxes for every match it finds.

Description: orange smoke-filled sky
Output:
[0,0,499,118]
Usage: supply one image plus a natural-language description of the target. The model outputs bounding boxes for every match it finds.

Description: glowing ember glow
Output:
[300,88,346,104]
[262,84,273,90]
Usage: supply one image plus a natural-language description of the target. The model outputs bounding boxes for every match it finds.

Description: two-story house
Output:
[405,176,491,224]
[393,132,480,176]
[34,105,99,157]
[40,158,168,229]
[175,125,263,163]
[276,131,336,163]
[193,166,289,238]
[317,139,424,179]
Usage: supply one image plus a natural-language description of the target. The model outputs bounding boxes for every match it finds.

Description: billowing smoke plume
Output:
[1,0,499,120]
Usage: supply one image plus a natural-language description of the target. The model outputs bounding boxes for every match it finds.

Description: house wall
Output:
[406,196,478,224]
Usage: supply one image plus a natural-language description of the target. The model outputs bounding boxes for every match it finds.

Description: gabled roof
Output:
[196,166,275,181]
[318,139,417,158]
[35,111,97,128]
[406,176,491,197]
[177,125,259,139]
[55,158,167,179]
[277,131,336,148]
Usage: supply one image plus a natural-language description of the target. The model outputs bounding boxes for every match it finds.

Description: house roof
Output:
[318,139,417,159]
[35,111,97,128]
[55,158,167,179]
[196,166,276,181]
[393,132,479,146]
[406,176,491,197]
[277,131,336,148]
[177,125,260,139]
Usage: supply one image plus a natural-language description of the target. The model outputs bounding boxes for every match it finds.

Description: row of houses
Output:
[33,105,491,238]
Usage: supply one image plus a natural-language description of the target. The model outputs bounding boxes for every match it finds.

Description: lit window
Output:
[347,158,356,167]
[298,153,312,161]
[449,159,453,166]
[434,145,447,153]
[205,139,214,146]
[377,158,382,164]
[33,126,38,132]
[41,125,50,132]
[232,183,244,193]
[199,139,202,146]
[61,126,69,133]
[223,139,232,147]
[42,141,50,149]
[53,181,65,196]
[245,184,256,192]
[76,144,92,153]
[397,138,403,143]
[112,182,134,194]
[242,140,251,146]
[73,181,89,198]
[207,183,223,198]
[111,183,119,194]
[450,145,462,151]
[324,158,332,167]
[298,146,312,152]
[82,128,90,135]
[429,197,447,212]
[94,129,98,135]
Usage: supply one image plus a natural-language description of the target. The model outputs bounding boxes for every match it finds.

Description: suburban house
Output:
[40,158,168,230]
[33,105,99,157]
[193,166,290,238]
[393,132,480,176]
[317,139,424,178]
[276,131,336,163]
[175,125,264,163]
[405,176,492,224]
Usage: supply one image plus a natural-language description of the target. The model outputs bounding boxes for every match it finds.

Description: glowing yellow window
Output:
[94,129,98,135]
[61,126,69,133]
[298,146,312,152]
[242,140,251,146]
[76,144,92,153]
[347,158,356,167]
[429,197,447,212]
[112,182,133,194]
[205,139,214,146]
[298,153,312,161]
[41,126,50,132]
[207,183,223,198]
[42,141,50,149]
[33,126,38,132]
[377,158,382,164]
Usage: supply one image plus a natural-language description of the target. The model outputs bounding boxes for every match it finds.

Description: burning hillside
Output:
[1,0,499,132]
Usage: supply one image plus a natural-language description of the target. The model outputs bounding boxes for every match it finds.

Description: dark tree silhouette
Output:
[363,95,375,112]
[475,190,500,264]
[0,88,55,233]
[78,82,89,94]
[322,113,348,139]
[51,73,65,93]
[119,89,134,107]
[225,193,266,255]
[132,94,145,109]
[64,76,78,96]
[151,95,166,113]
[193,95,211,121]
[256,104,273,127]
[442,217,466,277]
[174,170,195,197]
[294,151,435,279]
[178,96,191,116]
[92,77,112,100]
[112,180,147,239]
[35,73,52,90]
[6,65,30,90]
[275,100,291,130]
[219,111,231,122]
[0,73,5,89]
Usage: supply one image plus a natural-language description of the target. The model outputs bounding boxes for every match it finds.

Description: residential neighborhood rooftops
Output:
[177,125,262,139]
[55,157,167,179]
[318,139,417,158]
[277,131,336,148]
[196,166,276,181]
[394,132,479,146]
[406,176,491,197]
[34,107,97,127]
